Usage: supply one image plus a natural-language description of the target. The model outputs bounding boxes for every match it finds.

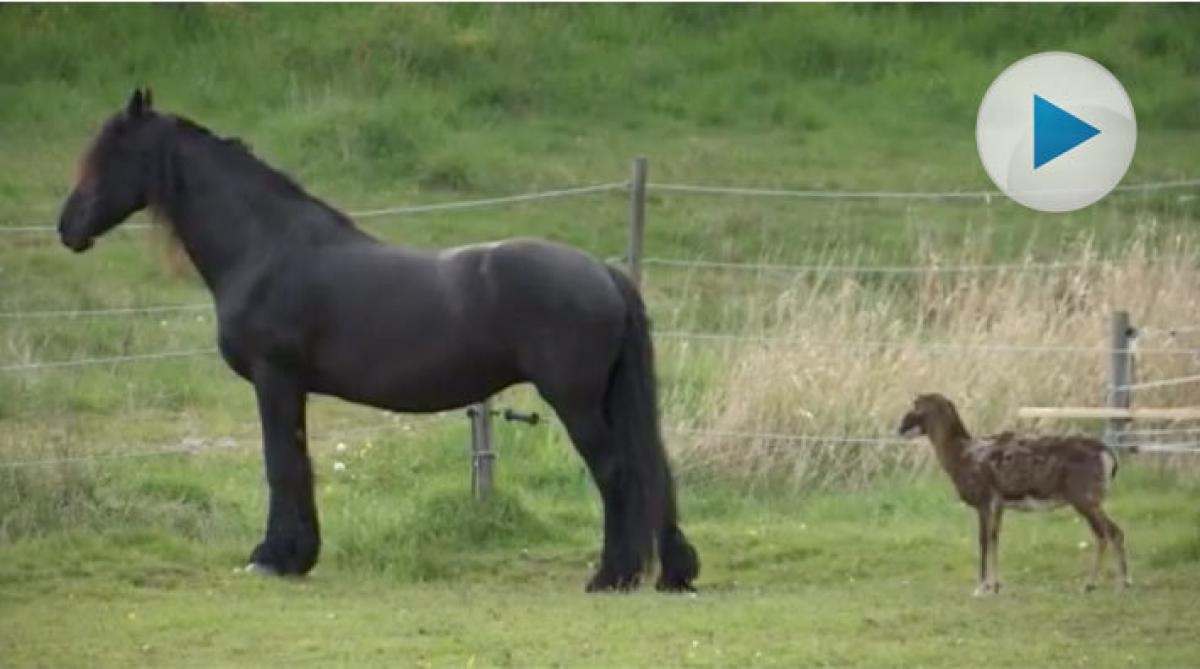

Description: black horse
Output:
[57,90,698,592]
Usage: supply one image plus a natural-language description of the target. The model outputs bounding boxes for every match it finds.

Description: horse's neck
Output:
[155,137,351,296]
[148,141,252,293]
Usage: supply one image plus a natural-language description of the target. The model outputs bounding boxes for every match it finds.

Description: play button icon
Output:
[1033,94,1101,169]
[977,52,1137,213]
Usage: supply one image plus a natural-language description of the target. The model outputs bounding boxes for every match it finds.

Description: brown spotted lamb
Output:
[898,393,1130,596]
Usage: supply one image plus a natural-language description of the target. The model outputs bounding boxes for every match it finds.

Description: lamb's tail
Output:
[1102,444,1119,480]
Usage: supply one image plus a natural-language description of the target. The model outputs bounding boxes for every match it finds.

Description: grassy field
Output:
[2,431,1199,667]
[2,5,1200,667]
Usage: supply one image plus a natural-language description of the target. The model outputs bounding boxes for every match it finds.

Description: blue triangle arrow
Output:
[1034,94,1101,169]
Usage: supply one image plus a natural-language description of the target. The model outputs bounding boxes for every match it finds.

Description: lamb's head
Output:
[898,393,961,438]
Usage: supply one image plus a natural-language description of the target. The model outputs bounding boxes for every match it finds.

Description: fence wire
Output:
[0,257,1112,322]
[655,330,1200,356]
[1140,324,1200,338]
[0,259,1109,322]
[669,427,1200,457]
[349,181,627,218]
[642,257,1102,275]
[668,426,915,447]
[6,413,1198,470]
[0,303,210,319]
[0,348,218,372]
[1119,426,1200,436]
[5,173,1200,467]
[646,177,1200,201]
[0,446,203,469]
[6,176,1198,235]
[6,330,1199,375]
[1116,373,1200,392]
[0,414,458,470]
[0,181,628,235]
[1124,442,1200,454]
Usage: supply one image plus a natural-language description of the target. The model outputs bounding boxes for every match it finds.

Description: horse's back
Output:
[454,237,627,343]
[451,237,624,312]
[294,236,623,335]
[439,237,629,399]
[227,236,629,411]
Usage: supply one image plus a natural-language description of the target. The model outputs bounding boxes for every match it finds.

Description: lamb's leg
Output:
[987,503,1004,594]
[973,505,995,597]
[1075,504,1109,592]
[1103,511,1131,589]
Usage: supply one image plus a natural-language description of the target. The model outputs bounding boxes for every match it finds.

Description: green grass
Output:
[1,431,1198,667]
[2,571,1196,668]
[2,416,1200,667]
[2,5,1200,667]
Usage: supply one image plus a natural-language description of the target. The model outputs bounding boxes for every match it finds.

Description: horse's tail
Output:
[604,265,699,591]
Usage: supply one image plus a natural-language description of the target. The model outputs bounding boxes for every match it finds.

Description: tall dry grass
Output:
[660,230,1200,490]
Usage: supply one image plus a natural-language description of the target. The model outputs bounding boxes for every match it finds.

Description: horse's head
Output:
[898,393,959,438]
[58,88,161,253]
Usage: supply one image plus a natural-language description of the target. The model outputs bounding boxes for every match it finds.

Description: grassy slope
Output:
[2,5,1198,244]
[2,5,1200,667]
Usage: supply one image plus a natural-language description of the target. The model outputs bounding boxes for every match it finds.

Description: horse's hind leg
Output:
[656,476,699,592]
[556,405,644,591]
[247,365,320,576]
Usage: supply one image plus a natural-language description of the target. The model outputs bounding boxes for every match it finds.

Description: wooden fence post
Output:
[628,157,648,287]
[468,398,495,500]
[1105,310,1133,449]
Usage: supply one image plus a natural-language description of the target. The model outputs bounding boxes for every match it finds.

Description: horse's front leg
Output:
[246,364,320,576]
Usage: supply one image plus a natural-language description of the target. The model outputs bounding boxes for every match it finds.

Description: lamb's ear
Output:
[125,88,145,117]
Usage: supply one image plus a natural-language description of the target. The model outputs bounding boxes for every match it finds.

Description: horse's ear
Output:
[126,88,147,117]
[143,87,153,111]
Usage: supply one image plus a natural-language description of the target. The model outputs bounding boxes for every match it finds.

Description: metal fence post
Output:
[627,157,648,287]
[1105,310,1133,449]
[468,398,495,500]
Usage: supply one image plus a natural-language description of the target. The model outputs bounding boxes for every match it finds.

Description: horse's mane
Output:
[148,113,362,278]
[166,115,357,230]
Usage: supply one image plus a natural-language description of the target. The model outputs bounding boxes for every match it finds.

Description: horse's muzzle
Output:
[57,191,95,253]
[62,235,94,253]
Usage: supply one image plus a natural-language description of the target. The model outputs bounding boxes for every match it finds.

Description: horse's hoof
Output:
[585,571,640,593]
[585,580,639,593]
[247,534,319,576]
[973,583,999,598]
[243,562,279,576]
[655,576,697,594]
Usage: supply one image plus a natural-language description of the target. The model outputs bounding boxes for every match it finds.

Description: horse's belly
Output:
[321,385,518,414]
[310,349,522,413]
